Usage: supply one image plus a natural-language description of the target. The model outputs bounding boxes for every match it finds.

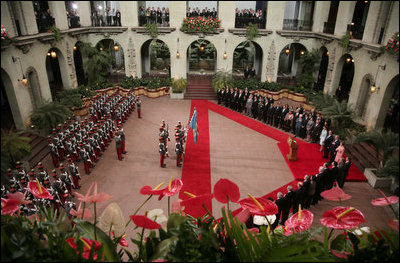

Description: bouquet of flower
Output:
[181,17,221,33]
[1,25,10,41]
[385,32,399,57]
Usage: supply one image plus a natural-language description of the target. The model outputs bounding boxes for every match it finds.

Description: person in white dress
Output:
[319,125,328,152]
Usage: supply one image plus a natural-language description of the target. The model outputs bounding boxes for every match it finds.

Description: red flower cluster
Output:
[1,25,10,40]
[385,32,399,57]
[181,17,221,33]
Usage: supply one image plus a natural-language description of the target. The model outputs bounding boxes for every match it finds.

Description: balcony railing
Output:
[283,19,312,31]
[36,16,55,33]
[347,24,364,40]
[235,16,266,29]
[323,21,335,34]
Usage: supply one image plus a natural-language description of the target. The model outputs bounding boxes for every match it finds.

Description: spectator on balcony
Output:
[150,7,156,24]
[139,6,145,26]
[166,8,170,26]
[161,7,166,26]
[115,10,121,26]
[110,8,115,26]
[106,7,111,26]
[92,10,98,26]
[187,7,191,18]
[211,8,217,18]
[156,7,162,25]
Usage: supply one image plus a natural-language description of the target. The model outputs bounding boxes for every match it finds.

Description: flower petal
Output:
[321,186,352,201]
[213,178,241,204]
[28,180,53,200]
[371,196,399,206]
[163,179,183,197]
[284,210,314,233]
[320,206,366,229]
[130,215,161,229]
[239,196,278,216]
[1,198,20,215]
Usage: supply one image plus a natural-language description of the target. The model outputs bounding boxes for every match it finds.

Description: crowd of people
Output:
[35,8,55,33]
[139,6,170,27]
[1,91,141,219]
[235,8,266,29]
[66,10,80,28]
[186,7,218,19]
[217,86,353,229]
[91,8,121,27]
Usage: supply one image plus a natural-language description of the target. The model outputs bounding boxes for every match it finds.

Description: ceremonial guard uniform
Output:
[119,128,127,154]
[175,137,184,167]
[68,158,81,189]
[159,137,167,168]
[52,170,68,207]
[7,168,19,193]
[48,137,60,167]
[37,162,51,189]
[136,97,142,118]
[16,161,29,188]
[115,131,123,161]
[59,164,73,197]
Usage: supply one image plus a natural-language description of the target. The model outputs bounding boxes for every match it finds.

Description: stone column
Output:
[48,1,68,30]
[218,1,235,29]
[266,1,286,30]
[19,1,38,35]
[334,1,356,37]
[312,1,330,33]
[120,1,137,27]
[169,1,186,28]
[169,2,187,79]
[383,1,399,44]
[362,1,380,43]
[1,2,17,38]
[76,1,91,27]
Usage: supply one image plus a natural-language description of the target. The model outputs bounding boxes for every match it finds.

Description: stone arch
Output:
[354,74,373,120]
[277,43,308,85]
[1,68,24,130]
[140,39,171,78]
[315,46,329,92]
[376,75,399,131]
[96,38,126,83]
[45,47,68,100]
[25,66,44,109]
[232,40,263,80]
[73,41,86,86]
[331,54,354,102]
[186,39,217,75]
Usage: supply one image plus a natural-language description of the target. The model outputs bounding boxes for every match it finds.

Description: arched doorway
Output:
[187,39,217,76]
[355,74,373,120]
[96,39,125,84]
[277,43,307,86]
[315,47,329,91]
[1,68,24,130]
[379,75,399,133]
[334,54,354,102]
[73,41,86,86]
[26,67,44,109]
[1,72,16,130]
[232,40,263,80]
[140,39,171,78]
[46,48,64,101]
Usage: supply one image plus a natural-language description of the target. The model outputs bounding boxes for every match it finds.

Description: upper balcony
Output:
[282,19,312,31]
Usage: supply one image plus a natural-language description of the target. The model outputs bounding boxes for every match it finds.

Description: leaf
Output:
[150,236,178,261]
[330,233,353,253]
[74,219,121,262]
[166,213,187,233]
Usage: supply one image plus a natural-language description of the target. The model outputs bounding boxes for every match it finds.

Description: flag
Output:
[189,108,199,145]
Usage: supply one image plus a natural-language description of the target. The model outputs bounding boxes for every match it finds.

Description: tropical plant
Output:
[341,33,351,54]
[376,157,399,180]
[297,49,321,90]
[321,99,353,131]
[171,78,187,93]
[144,23,158,39]
[189,39,216,61]
[355,129,399,168]
[77,85,96,98]
[56,89,83,109]
[233,41,255,70]
[246,23,259,41]
[48,25,61,42]
[212,69,234,92]
[78,42,115,85]
[1,129,31,171]
[30,101,73,133]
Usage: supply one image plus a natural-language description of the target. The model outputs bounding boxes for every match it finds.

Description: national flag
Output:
[189,108,199,145]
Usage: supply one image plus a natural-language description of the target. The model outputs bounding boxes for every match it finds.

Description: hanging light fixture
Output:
[12,56,28,86]
[326,51,329,56]
[176,38,180,58]
[346,57,351,63]
[223,39,227,59]
[51,51,57,58]
[370,64,386,93]
[99,47,103,51]
[47,52,51,56]
[73,46,77,51]
[285,47,290,55]
[114,44,119,51]
[200,46,205,52]
[300,50,305,55]
[176,51,180,58]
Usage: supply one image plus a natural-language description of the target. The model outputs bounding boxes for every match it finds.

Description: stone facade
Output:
[1,1,399,131]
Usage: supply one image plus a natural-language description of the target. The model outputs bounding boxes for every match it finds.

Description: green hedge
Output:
[119,76,172,90]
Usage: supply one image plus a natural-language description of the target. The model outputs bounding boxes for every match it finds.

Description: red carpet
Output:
[179,100,213,216]
[180,100,366,218]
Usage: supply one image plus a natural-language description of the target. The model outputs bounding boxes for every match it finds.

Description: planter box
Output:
[170,92,184,99]
[364,168,392,188]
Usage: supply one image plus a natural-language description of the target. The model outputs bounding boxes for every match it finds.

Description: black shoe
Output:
[123,151,127,154]
[161,164,166,168]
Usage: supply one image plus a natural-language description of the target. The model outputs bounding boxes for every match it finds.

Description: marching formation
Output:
[1,91,140,217]
[158,120,187,168]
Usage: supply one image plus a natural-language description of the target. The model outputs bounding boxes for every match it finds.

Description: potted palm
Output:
[1,129,31,177]
[30,101,73,135]
[170,78,187,99]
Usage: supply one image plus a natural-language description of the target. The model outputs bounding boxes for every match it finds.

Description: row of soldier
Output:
[158,120,187,168]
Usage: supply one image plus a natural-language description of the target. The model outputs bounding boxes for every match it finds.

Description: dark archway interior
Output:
[316,48,329,91]
[46,51,63,101]
[73,44,86,86]
[337,59,354,102]
[383,77,399,133]
[0,77,15,130]
[141,39,171,78]
[187,40,217,75]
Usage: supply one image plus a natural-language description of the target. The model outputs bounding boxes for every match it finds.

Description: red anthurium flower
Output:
[28,179,53,200]
[139,182,166,200]
[371,189,399,206]
[130,215,161,230]
[321,185,352,201]
[284,206,314,234]
[320,206,366,229]
[239,193,278,216]
[6,192,32,205]
[213,178,240,204]
[110,231,129,247]
[87,182,112,204]
[1,198,20,215]
[180,192,213,219]
[387,219,399,231]
[75,181,95,203]
[235,208,250,223]
[163,177,183,197]
[66,237,102,260]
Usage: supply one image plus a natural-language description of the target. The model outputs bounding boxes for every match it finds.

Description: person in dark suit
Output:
[272,192,285,229]
[330,161,339,188]
[337,158,346,188]
[323,130,333,158]
[322,162,331,191]
[250,66,256,78]
[279,104,289,129]
[342,157,352,188]
[282,185,295,223]
[292,182,304,214]
[274,102,282,128]
[312,167,325,205]
[330,135,341,163]
[244,65,250,79]
[302,175,311,209]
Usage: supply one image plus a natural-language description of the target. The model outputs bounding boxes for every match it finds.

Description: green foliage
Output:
[189,40,216,61]
[56,89,83,109]
[341,33,351,54]
[78,42,115,85]
[119,76,172,90]
[1,129,31,171]
[297,48,321,90]
[322,100,353,131]
[77,85,96,98]
[212,69,234,92]
[233,41,255,69]
[246,23,259,41]
[30,101,73,133]
[355,129,399,168]
[376,157,399,179]
[171,78,187,93]
[144,23,158,39]
[48,25,61,42]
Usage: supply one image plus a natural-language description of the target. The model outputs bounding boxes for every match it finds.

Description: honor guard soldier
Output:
[136,96,142,118]
[115,131,123,161]
[37,162,50,189]
[1,184,8,198]
[52,169,68,207]
[28,169,36,181]
[7,168,19,193]
[16,161,28,188]
[159,137,167,168]
[48,137,60,167]
[79,145,93,174]
[68,158,81,189]
[175,136,184,167]
[59,164,73,197]
[119,127,127,154]
[48,185,62,214]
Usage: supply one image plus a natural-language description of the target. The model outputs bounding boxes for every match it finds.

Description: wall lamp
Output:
[12,56,28,86]
[114,44,119,51]
[223,39,227,59]
[176,38,180,58]
[285,47,290,55]
[371,64,386,93]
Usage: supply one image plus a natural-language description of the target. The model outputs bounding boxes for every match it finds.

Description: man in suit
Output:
[292,182,304,214]
[279,104,289,129]
[274,102,283,128]
[244,65,250,79]
[323,130,333,158]
[282,185,295,223]
[272,192,285,229]
[312,167,324,205]
[330,135,341,163]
